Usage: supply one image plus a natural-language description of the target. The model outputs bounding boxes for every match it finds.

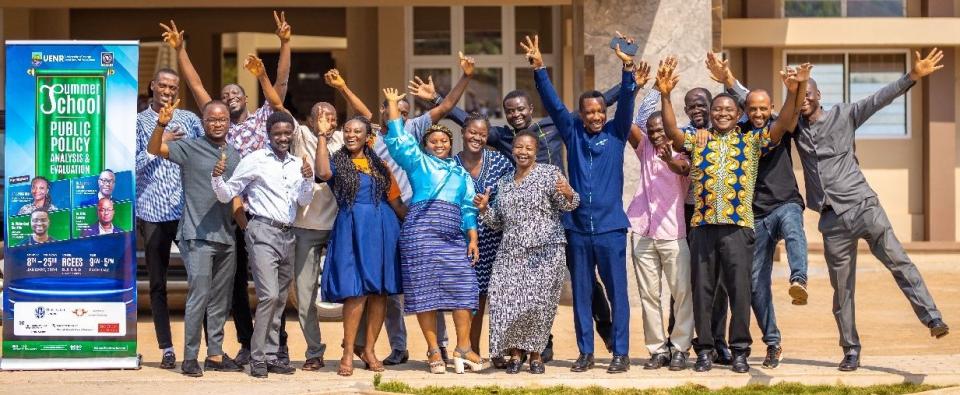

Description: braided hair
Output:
[422,123,453,149]
[330,116,392,207]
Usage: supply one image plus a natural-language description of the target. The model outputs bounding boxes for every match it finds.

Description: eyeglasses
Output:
[204,118,230,126]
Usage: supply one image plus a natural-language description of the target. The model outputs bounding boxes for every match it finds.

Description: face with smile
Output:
[462,119,488,154]
[801,78,821,117]
[220,84,247,117]
[684,90,711,129]
[645,116,668,148]
[31,211,50,237]
[379,101,410,124]
[579,98,606,134]
[503,96,533,130]
[342,119,369,155]
[745,90,772,129]
[424,130,452,159]
[711,96,742,132]
[512,134,538,170]
[202,103,231,143]
[31,178,50,203]
[151,71,180,108]
[268,121,295,157]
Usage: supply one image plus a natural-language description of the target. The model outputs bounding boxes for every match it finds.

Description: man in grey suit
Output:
[793,48,949,372]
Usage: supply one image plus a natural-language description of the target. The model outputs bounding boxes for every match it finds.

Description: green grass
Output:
[373,381,943,395]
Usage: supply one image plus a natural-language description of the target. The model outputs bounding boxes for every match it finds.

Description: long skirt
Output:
[487,243,566,357]
[400,199,479,314]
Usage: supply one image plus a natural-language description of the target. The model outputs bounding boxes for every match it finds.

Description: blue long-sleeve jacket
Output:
[535,67,636,234]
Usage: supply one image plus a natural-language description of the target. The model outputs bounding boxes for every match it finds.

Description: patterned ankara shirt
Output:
[227,102,275,157]
[135,107,204,222]
[682,126,777,229]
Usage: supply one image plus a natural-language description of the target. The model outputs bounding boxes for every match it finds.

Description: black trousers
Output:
[139,219,179,350]
[690,224,754,354]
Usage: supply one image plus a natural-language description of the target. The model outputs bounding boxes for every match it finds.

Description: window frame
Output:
[404,5,562,122]
[782,48,912,140]
[781,0,906,18]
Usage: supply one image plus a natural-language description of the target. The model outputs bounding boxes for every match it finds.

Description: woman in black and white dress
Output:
[475,131,579,374]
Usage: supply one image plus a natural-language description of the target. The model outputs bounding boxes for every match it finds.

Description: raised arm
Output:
[611,32,640,141]
[244,54,285,111]
[523,35,573,140]
[769,64,810,142]
[408,76,469,127]
[849,48,942,128]
[706,52,749,106]
[161,21,212,109]
[325,69,374,119]
[426,52,475,124]
[146,99,179,159]
[272,11,292,98]
[313,116,334,181]
[656,57,685,152]
[381,88,424,172]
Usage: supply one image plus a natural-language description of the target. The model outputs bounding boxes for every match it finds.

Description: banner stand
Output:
[1,356,141,370]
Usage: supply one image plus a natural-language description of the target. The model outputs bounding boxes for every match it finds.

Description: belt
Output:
[251,215,292,231]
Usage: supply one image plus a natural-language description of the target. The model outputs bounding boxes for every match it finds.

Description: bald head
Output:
[309,101,338,133]
[744,88,773,128]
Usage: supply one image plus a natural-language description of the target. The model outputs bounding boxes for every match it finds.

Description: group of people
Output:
[17,169,122,245]
[133,11,949,379]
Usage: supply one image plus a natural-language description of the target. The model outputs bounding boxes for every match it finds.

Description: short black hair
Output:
[463,112,490,132]
[513,130,540,148]
[154,67,179,80]
[266,111,296,132]
[578,90,606,111]
[223,83,246,96]
[502,90,531,106]
[202,99,229,114]
[712,92,742,110]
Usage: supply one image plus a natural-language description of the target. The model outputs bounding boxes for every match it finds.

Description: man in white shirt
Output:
[213,111,313,378]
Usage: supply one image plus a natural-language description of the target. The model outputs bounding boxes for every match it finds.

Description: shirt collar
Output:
[265,144,294,164]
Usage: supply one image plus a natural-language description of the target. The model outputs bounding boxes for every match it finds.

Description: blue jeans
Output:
[751,202,808,346]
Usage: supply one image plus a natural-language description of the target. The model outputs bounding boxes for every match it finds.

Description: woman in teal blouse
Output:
[382,87,490,374]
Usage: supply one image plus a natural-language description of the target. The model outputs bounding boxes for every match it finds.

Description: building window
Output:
[406,6,560,119]
[786,51,909,138]
[784,0,904,17]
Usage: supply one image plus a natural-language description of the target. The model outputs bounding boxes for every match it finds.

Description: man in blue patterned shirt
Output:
[135,67,203,370]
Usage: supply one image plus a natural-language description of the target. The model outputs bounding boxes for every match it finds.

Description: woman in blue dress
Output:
[453,113,514,358]
[314,115,406,377]
[382,86,491,375]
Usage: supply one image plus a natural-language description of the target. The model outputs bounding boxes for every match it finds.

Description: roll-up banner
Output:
[3,41,140,370]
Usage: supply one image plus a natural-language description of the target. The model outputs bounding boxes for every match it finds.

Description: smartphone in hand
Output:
[609,36,638,56]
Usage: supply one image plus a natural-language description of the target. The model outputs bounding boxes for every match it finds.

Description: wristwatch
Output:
[432,95,444,106]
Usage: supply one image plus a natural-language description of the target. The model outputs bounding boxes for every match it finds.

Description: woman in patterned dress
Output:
[382,88,491,374]
[476,131,579,374]
[453,113,514,357]
[314,115,406,376]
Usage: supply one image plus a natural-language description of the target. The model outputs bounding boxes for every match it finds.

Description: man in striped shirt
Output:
[135,67,203,370]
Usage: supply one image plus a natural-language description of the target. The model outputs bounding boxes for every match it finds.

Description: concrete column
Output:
[344,7,380,119]
[236,32,259,114]
[922,0,957,241]
[377,7,405,118]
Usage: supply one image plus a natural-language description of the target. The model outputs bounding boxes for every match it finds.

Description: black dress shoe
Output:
[234,348,251,366]
[570,353,594,372]
[693,351,713,372]
[276,345,290,365]
[266,359,296,375]
[181,359,203,377]
[529,360,545,374]
[838,354,860,372]
[505,358,524,374]
[541,336,554,364]
[383,349,409,366]
[929,319,950,339]
[204,354,243,372]
[607,355,630,373]
[668,351,688,371]
[713,346,733,365]
[642,353,670,370]
[731,352,750,373]
[762,345,782,369]
[249,360,268,378]
[160,351,176,370]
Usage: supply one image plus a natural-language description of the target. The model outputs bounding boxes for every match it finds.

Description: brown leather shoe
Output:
[302,357,324,371]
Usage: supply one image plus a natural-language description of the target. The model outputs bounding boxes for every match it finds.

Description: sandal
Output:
[361,351,385,372]
[426,348,446,374]
[337,356,354,377]
[453,348,491,374]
